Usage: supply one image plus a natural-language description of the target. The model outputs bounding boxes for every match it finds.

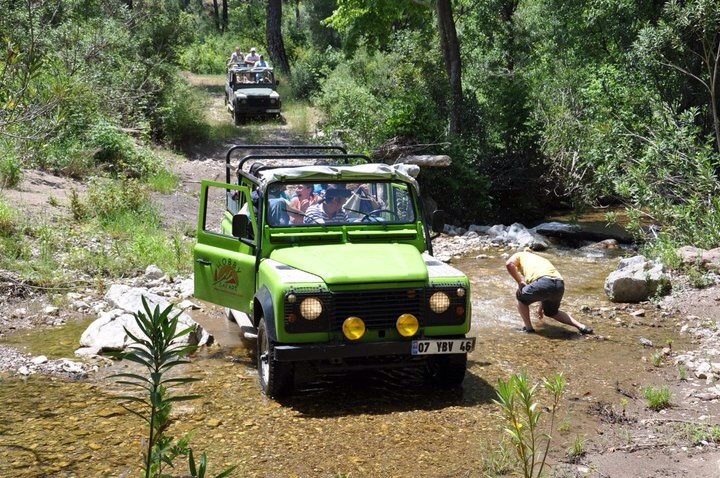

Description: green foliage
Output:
[146,168,179,194]
[111,297,236,478]
[0,153,22,189]
[180,35,238,74]
[493,371,565,478]
[642,385,671,411]
[566,434,586,462]
[156,80,211,148]
[89,122,160,179]
[419,139,492,224]
[289,46,343,100]
[0,196,17,237]
[83,177,153,223]
[649,352,663,367]
[685,424,720,446]
[480,438,516,477]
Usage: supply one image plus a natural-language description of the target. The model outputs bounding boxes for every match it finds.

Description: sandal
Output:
[522,326,535,333]
[579,326,594,335]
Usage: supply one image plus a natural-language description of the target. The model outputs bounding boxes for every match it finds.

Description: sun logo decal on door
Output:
[213,261,239,291]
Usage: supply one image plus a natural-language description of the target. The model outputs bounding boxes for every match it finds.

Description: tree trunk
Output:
[435,0,462,134]
[221,0,228,33]
[266,0,291,76]
[212,0,220,31]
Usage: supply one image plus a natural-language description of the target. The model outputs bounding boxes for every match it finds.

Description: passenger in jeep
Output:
[289,183,319,224]
[303,186,352,224]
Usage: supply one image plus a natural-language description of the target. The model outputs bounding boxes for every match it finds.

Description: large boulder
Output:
[505,223,549,251]
[533,220,633,244]
[77,285,211,355]
[604,255,671,303]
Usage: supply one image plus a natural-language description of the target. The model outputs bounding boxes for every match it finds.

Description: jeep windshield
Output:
[230,67,275,87]
[266,180,416,227]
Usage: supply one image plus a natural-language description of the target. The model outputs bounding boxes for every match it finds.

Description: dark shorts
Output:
[516,276,565,316]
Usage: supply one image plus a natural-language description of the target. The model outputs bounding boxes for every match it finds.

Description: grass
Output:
[480,439,516,477]
[685,424,720,445]
[642,386,671,411]
[0,196,16,236]
[146,167,179,193]
[649,352,663,367]
[0,175,193,287]
[566,435,586,462]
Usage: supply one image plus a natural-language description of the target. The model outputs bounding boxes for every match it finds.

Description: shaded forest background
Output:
[2,0,720,255]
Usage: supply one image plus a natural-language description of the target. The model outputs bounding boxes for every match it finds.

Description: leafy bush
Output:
[180,35,239,74]
[419,139,492,224]
[0,196,17,237]
[642,385,671,411]
[83,177,154,222]
[89,122,160,179]
[493,371,566,478]
[156,80,211,148]
[0,154,22,189]
[290,46,342,100]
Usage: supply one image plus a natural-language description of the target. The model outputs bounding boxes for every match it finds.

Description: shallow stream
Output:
[0,245,690,477]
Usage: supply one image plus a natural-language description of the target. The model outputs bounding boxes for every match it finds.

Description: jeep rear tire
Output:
[424,353,467,387]
[257,317,294,398]
[233,105,242,125]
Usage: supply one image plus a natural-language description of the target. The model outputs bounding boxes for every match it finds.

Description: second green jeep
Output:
[193,145,475,398]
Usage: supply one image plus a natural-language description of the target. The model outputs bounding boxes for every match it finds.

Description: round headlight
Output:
[429,292,451,314]
[300,297,322,320]
[396,313,419,337]
[342,317,365,341]
[456,287,466,297]
[270,98,277,104]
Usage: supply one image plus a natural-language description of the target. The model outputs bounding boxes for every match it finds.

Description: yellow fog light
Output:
[429,292,450,314]
[342,317,365,341]
[396,313,419,337]
[300,297,322,320]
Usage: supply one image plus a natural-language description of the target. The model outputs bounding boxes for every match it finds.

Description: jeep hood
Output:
[236,88,277,97]
[269,243,428,285]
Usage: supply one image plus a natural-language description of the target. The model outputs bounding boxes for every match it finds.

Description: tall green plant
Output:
[112,297,235,478]
[493,371,565,478]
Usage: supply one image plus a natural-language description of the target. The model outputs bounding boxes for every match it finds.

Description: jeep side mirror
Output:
[232,213,251,238]
[431,210,446,234]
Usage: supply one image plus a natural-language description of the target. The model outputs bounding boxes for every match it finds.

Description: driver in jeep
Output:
[303,186,352,224]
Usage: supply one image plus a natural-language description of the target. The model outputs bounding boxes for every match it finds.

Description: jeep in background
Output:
[225,66,281,123]
[193,145,475,398]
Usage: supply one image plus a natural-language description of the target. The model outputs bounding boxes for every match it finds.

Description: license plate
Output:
[411,338,475,355]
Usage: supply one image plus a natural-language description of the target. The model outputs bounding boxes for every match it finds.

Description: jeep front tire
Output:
[257,316,294,398]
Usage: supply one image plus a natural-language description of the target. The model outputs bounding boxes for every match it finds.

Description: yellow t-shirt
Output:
[515,252,563,283]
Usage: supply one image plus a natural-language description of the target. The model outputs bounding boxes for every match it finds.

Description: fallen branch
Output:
[397,154,452,167]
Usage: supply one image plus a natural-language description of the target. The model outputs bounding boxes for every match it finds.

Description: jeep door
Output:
[194,180,257,312]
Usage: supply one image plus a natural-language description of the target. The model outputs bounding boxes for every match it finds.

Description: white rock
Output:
[43,306,59,316]
[31,355,48,365]
[144,264,164,280]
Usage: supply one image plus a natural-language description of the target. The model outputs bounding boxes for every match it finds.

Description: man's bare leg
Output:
[517,301,534,331]
[548,310,591,333]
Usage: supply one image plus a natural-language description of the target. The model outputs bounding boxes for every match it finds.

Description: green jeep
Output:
[193,145,475,398]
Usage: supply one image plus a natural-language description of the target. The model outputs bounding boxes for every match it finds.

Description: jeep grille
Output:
[331,288,424,331]
[284,285,466,333]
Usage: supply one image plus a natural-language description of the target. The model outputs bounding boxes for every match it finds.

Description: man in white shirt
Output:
[244,48,260,66]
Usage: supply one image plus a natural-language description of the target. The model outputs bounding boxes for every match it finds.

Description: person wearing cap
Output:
[505,249,593,335]
[244,48,260,66]
[303,186,352,224]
